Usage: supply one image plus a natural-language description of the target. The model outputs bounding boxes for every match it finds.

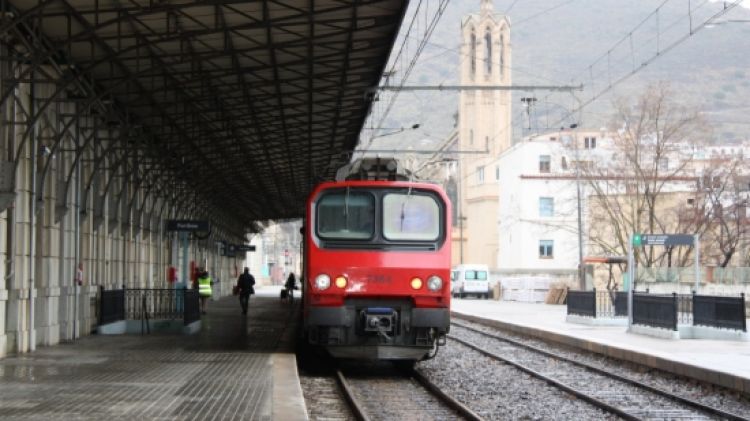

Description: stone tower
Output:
[455,0,511,268]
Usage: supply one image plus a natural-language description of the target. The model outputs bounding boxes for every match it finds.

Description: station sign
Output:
[166,220,209,232]
[632,234,694,247]
[221,242,237,257]
[236,244,256,252]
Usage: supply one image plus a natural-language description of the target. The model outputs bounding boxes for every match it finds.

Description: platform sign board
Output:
[236,244,256,252]
[220,242,238,257]
[634,234,694,247]
[166,220,209,232]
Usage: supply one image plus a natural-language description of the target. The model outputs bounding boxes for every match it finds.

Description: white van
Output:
[451,264,491,299]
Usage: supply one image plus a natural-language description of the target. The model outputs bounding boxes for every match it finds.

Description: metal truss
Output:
[0,0,407,236]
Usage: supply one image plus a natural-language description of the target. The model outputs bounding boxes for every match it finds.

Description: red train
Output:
[302,159,451,360]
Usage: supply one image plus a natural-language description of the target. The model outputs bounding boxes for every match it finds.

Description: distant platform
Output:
[451,298,750,394]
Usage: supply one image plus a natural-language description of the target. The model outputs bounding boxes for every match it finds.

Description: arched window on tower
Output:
[499,34,504,77]
[469,129,474,145]
[485,30,492,74]
[470,33,477,75]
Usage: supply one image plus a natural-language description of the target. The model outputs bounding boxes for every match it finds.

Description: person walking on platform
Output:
[197,269,213,314]
[236,267,256,315]
[284,272,297,303]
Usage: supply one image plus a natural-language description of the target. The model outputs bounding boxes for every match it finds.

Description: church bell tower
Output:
[455,0,511,268]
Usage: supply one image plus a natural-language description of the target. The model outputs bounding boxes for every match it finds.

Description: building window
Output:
[485,136,489,151]
[469,129,474,145]
[561,156,568,170]
[470,33,476,75]
[584,137,596,149]
[686,198,695,206]
[658,158,668,171]
[539,155,551,173]
[485,31,492,74]
[495,165,500,181]
[539,197,554,217]
[539,240,554,258]
[477,166,485,183]
[499,34,504,77]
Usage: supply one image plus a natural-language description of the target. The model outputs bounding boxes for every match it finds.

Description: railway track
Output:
[450,321,750,421]
[334,364,484,421]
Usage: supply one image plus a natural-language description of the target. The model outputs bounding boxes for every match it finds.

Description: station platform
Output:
[0,287,308,420]
[451,299,750,394]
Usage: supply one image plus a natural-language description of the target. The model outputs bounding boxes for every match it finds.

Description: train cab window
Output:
[382,193,440,241]
[317,191,375,240]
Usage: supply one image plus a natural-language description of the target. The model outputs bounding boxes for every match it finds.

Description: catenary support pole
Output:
[627,237,634,329]
[694,234,700,293]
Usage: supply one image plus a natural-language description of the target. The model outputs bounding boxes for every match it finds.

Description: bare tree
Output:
[581,84,709,280]
[697,160,750,267]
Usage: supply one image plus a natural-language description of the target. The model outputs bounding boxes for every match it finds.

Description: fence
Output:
[632,292,678,331]
[568,288,747,332]
[693,293,746,332]
[184,290,201,325]
[677,293,693,324]
[614,292,628,317]
[99,288,125,325]
[567,289,596,317]
[99,288,199,326]
[125,289,183,321]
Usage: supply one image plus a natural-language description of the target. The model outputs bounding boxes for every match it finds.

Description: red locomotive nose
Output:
[303,179,452,361]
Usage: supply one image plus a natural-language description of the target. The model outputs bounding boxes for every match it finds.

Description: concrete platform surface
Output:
[0,287,307,420]
[451,299,750,393]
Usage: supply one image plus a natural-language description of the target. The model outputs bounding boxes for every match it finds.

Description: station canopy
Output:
[5,0,407,231]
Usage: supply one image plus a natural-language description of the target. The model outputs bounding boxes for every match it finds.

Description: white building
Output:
[497,132,600,272]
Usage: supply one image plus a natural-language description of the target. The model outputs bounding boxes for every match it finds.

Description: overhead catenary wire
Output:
[368,0,744,180]
[552,0,744,128]
[360,0,451,154]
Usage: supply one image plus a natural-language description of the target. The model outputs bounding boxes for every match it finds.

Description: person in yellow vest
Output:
[197,269,213,314]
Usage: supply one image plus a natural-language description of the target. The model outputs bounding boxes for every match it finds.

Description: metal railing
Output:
[125,289,182,321]
[693,293,746,332]
[184,290,200,326]
[567,288,747,332]
[614,292,628,317]
[567,289,596,317]
[677,293,693,324]
[99,288,125,325]
[98,287,200,328]
[632,292,678,331]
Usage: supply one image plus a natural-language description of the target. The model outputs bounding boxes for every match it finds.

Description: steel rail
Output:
[334,367,485,421]
[451,321,749,421]
[448,334,639,421]
[334,369,371,421]
[408,367,486,421]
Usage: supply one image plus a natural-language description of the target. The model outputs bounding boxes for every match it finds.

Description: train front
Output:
[304,180,451,360]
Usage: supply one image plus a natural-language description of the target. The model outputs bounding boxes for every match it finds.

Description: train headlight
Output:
[314,274,331,290]
[427,276,443,291]
[335,276,348,289]
[410,277,423,290]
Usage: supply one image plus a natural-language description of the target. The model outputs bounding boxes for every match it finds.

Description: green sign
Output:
[633,234,694,247]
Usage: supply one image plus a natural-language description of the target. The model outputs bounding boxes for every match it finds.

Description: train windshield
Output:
[382,193,440,241]
[317,190,375,239]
